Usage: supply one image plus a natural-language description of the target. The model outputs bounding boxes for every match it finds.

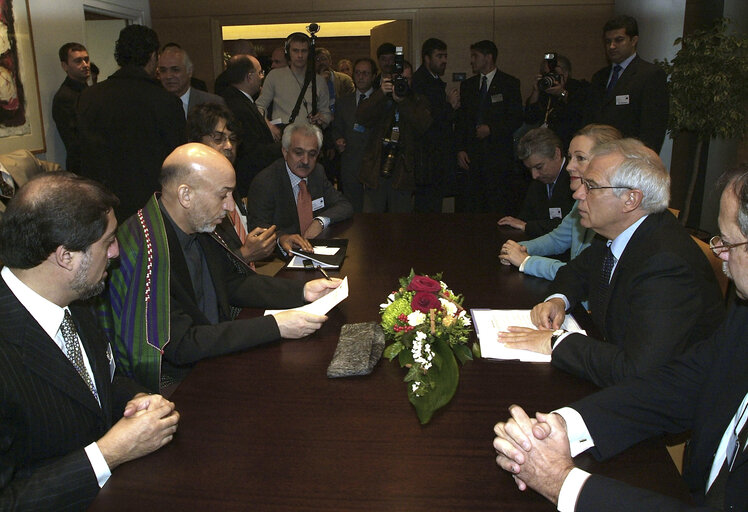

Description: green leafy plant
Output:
[658,18,748,224]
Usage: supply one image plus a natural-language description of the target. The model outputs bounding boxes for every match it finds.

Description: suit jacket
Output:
[186,87,225,116]
[221,86,281,195]
[550,210,725,387]
[52,76,87,172]
[332,90,373,212]
[0,278,142,510]
[572,302,748,511]
[77,65,186,220]
[456,69,523,166]
[247,158,353,236]
[586,56,669,153]
[517,166,574,238]
[0,151,61,219]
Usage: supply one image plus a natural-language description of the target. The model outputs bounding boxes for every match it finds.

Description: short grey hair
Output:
[281,122,323,151]
[591,138,670,213]
[719,162,748,237]
[517,127,562,161]
[161,46,193,73]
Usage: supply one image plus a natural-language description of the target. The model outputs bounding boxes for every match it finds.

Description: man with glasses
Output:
[498,138,724,387]
[221,55,282,195]
[248,123,353,254]
[493,163,748,511]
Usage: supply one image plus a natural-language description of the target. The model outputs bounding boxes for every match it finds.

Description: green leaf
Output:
[407,339,459,424]
[383,341,404,361]
[452,343,473,364]
[471,341,482,359]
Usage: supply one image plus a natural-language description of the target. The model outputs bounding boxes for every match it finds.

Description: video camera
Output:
[537,52,562,92]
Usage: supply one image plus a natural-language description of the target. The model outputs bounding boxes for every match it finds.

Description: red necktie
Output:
[297,180,313,234]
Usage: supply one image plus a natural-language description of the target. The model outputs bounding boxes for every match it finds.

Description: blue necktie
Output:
[606,64,622,95]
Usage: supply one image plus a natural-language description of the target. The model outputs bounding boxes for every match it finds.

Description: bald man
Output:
[102,143,341,392]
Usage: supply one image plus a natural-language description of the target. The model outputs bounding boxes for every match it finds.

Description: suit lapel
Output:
[0,281,104,417]
[611,57,639,97]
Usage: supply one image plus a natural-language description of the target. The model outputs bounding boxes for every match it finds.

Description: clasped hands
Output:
[493,405,575,505]
[499,239,528,267]
[497,298,566,355]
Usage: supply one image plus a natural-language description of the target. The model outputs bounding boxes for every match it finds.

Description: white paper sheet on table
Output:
[265,276,349,316]
[471,309,586,363]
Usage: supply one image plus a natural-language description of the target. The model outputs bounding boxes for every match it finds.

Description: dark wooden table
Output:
[90,214,690,511]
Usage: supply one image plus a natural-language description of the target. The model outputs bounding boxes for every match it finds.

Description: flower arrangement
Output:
[380,270,474,424]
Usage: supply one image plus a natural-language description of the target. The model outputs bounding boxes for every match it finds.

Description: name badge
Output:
[491,93,503,103]
[312,197,325,211]
[615,95,630,105]
[353,123,366,133]
[549,207,562,219]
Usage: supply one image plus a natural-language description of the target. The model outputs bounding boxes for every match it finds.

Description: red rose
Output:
[411,291,441,313]
[407,275,441,293]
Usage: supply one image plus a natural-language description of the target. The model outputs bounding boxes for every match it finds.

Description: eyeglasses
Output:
[579,178,632,194]
[210,131,239,145]
[249,69,265,78]
[709,235,748,255]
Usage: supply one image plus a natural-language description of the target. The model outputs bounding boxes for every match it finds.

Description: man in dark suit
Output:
[498,139,724,387]
[412,38,460,212]
[332,57,377,213]
[105,144,341,392]
[0,172,179,511]
[456,39,523,214]
[52,42,89,172]
[493,164,748,511]
[220,54,281,195]
[248,123,353,254]
[586,15,669,153]
[157,44,225,119]
[498,128,574,237]
[77,24,186,220]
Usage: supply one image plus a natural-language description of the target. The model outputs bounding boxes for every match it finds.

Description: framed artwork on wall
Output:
[0,0,44,154]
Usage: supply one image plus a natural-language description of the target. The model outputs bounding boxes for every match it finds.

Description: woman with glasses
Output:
[500,124,622,280]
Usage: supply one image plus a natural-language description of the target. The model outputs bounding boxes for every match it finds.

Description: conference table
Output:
[89,214,691,511]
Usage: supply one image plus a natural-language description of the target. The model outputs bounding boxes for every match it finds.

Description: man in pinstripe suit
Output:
[0,172,179,511]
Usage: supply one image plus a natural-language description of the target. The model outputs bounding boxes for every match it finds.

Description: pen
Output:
[315,265,332,280]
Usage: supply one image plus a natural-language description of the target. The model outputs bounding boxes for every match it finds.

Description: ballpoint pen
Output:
[315,265,332,280]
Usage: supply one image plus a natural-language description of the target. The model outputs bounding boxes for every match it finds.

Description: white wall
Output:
[85,18,128,81]
[27,0,150,167]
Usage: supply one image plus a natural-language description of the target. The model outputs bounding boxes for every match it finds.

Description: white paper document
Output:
[265,276,349,316]
[471,309,586,363]
[287,246,340,269]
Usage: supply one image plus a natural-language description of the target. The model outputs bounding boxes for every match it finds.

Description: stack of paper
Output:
[471,309,586,363]
[265,276,349,316]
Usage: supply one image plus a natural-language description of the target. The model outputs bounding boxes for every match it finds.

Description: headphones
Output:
[285,32,310,58]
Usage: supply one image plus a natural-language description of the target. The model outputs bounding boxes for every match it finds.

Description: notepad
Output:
[471,309,586,363]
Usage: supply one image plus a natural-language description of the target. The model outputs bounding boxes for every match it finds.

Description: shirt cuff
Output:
[553,407,595,457]
[86,442,112,488]
[545,293,570,311]
[314,216,330,229]
[518,256,532,272]
[557,467,592,512]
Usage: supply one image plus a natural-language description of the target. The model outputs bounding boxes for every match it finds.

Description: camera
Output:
[392,46,410,97]
[537,52,562,92]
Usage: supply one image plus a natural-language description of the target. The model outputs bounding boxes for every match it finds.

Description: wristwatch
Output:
[550,329,567,349]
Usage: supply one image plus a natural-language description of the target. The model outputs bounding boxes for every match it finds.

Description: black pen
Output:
[315,265,332,280]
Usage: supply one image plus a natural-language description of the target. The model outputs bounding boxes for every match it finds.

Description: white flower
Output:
[458,310,472,326]
[415,331,427,342]
[407,311,426,327]
[440,281,448,291]
[439,298,457,316]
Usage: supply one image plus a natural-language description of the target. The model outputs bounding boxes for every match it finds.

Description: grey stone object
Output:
[327,322,385,378]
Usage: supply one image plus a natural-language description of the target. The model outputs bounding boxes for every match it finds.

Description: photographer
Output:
[356,60,431,213]
[524,54,589,150]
